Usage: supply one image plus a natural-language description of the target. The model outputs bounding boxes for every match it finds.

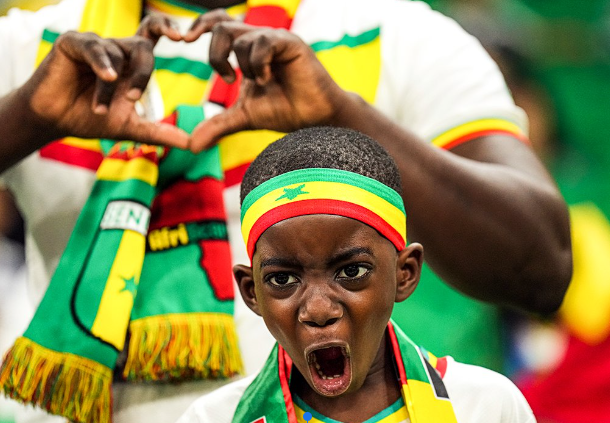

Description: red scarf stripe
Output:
[387,321,408,386]
[246,199,405,259]
[278,345,297,423]
[39,142,104,171]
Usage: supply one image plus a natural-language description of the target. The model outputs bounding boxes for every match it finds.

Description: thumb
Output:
[126,118,190,149]
[189,107,249,153]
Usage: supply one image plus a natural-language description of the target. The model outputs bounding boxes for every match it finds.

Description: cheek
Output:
[257,288,298,342]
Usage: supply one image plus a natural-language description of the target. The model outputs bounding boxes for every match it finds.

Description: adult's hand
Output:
[184,14,349,153]
[0,29,188,172]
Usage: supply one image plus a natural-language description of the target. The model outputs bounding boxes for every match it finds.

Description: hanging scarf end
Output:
[0,337,113,423]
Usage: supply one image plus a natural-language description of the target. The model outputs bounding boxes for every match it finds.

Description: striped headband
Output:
[241,168,407,260]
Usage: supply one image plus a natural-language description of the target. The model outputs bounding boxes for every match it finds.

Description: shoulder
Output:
[443,357,536,423]
[176,375,256,423]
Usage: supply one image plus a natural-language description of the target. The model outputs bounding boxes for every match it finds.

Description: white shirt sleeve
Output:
[376,0,527,142]
[443,357,536,423]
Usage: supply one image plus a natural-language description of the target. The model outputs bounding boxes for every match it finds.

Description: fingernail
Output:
[105,67,118,80]
[94,104,108,114]
[127,88,142,101]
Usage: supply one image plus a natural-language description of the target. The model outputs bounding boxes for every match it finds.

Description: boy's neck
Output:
[291,333,401,423]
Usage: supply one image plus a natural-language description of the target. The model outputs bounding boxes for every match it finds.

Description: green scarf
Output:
[0,106,241,423]
[234,321,457,423]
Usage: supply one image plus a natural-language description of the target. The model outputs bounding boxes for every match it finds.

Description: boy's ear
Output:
[233,264,261,316]
[395,243,424,302]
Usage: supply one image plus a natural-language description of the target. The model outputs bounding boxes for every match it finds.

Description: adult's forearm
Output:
[0,87,62,173]
[330,94,572,314]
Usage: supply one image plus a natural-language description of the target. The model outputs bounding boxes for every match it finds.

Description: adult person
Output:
[0,0,571,422]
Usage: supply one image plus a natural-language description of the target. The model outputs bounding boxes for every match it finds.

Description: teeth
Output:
[316,368,341,380]
[315,362,320,370]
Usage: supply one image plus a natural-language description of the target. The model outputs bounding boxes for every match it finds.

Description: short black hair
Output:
[240,126,402,204]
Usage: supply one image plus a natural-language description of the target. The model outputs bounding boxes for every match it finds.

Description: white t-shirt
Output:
[176,356,536,423]
[0,1,527,422]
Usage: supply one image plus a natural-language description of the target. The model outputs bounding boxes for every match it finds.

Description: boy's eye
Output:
[267,273,298,287]
[337,264,369,279]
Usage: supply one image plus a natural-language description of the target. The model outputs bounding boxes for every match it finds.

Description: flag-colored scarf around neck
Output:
[233,321,458,423]
[0,1,300,423]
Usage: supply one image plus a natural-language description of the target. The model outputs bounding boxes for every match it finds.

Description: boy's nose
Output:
[298,287,343,327]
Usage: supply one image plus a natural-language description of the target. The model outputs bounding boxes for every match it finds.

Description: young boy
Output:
[177,126,536,423]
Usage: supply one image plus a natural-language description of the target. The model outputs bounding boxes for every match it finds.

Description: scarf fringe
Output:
[0,337,112,423]
[123,313,243,381]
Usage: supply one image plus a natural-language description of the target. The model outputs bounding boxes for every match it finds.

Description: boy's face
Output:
[235,214,422,397]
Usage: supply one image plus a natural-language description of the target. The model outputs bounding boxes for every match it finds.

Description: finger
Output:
[189,107,249,153]
[56,31,118,82]
[235,30,275,85]
[183,9,233,42]
[86,40,126,114]
[208,21,255,83]
[137,15,182,44]
[232,31,257,83]
[126,117,190,149]
[115,36,155,101]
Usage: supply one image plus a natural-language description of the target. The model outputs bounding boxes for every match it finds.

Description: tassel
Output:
[123,313,243,381]
[0,337,112,423]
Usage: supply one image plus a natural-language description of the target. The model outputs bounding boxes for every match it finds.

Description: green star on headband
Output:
[241,168,407,259]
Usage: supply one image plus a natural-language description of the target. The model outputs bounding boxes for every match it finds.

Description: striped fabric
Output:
[431,118,528,150]
[294,396,409,423]
[240,168,407,259]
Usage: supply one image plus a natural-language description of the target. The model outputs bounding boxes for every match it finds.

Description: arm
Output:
[0,29,188,173]
[332,96,571,313]
[184,17,571,313]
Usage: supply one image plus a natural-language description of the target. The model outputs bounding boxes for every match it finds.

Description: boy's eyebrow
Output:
[259,247,374,269]
[326,247,374,266]
[259,257,300,269]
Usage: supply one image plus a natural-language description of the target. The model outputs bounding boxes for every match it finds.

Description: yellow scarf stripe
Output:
[242,180,406,247]
[96,157,159,185]
[402,382,456,423]
[431,118,526,149]
[90,230,146,350]
[219,130,283,174]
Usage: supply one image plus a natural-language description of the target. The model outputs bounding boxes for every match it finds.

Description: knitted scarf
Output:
[234,321,457,423]
[0,1,300,423]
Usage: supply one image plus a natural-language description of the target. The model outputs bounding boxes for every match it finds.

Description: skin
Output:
[234,214,423,423]
[0,7,571,313]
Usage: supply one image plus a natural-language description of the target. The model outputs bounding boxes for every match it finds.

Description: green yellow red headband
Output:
[241,168,407,260]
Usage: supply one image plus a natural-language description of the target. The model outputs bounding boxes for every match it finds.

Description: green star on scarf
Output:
[120,276,138,298]
[276,184,309,201]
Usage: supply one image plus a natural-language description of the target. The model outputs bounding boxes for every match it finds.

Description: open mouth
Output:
[307,346,352,396]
